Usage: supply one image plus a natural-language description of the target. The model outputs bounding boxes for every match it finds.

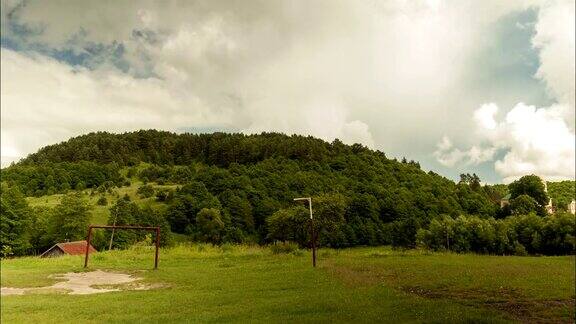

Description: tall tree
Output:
[107,199,141,249]
[49,193,91,243]
[509,175,548,206]
[0,186,32,256]
[195,208,225,243]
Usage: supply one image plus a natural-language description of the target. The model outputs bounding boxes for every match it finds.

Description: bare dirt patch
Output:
[1,270,160,296]
[403,286,575,323]
[324,261,575,323]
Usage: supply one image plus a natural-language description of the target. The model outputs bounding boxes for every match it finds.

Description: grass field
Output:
[1,245,574,323]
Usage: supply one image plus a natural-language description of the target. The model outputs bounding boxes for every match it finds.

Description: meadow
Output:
[1,245,574,323]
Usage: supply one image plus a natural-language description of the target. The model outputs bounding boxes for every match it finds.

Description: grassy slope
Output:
[1,246,574,323]
[26,182,179,225]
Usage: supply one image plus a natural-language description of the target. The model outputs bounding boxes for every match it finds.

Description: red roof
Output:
[57,241,97,255]
[41,240,97,257]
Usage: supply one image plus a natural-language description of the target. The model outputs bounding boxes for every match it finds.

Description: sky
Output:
[1,0,574,184]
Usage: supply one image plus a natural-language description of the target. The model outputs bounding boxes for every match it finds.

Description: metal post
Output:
[308,199,316,267]
[84,226,93,268]
[108,215,117,250]
[294,197,316,267]
[311,217,316,267]
[154,227,160,270]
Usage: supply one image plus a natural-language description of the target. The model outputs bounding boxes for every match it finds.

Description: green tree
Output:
[165,182,221,233]
[97,196,108,206]
[0,186,32,256]
[195,208,225,243]
[220,190,253,232]
[107,199,141,249]
[137,184,155,198]
[314,194,347,247]
[509,175,548,206]
[28,206,53,254]
[266,206,309,246]
[510,194,540,216]
[49,193,91,243]
[139,206,172,246]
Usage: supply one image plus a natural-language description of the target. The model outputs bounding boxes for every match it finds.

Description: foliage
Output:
[266,206,310,246]
[96,196,108,206]
[509,175,548,206]
[137,184,155,198]
[107,199,142,249]
[0,186,32,256]
[165,182,222,234]
[547,180,575,210]
[269,241,300,254]
[48,193,91,243]
[509,194,541,216]
[106,199,172,249]
[417,213,575,255]
[195,208,225,243]
[1,161,122,196]
[1,131,573,254]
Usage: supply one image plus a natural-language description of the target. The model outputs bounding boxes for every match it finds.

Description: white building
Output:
[543,180,554,214]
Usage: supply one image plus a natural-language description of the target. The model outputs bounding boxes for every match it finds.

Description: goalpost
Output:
[84,225,161,269]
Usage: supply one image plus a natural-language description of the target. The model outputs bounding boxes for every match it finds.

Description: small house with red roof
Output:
[40,240,97,258]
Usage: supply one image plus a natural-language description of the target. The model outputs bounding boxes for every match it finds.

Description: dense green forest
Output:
[1,130,574,257]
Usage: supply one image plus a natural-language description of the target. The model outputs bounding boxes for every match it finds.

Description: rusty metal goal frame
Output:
[84,225,160,269]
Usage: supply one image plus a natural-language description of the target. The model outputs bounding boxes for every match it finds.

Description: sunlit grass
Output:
[2,245,573,323]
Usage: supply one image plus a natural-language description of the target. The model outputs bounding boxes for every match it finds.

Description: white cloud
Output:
[1,0,571,183]
[494,103,575,182]
[474,103,499,130]
[434,136,464,167]
[532,0,576,109]
[0,48,232,166]
[434,136,495,167]
[434,0,575,182]
[437,102,575,182]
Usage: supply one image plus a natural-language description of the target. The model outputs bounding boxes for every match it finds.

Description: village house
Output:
[500,194,511,209]
[40,240,96,258]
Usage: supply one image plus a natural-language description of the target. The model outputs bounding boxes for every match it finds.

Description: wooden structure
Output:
[40,240,96,258]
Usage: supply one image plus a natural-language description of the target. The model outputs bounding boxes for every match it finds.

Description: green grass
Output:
[2,245,574,323]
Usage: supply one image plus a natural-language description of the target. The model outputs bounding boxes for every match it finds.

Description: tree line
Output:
[1,131,574,256]
[0,185,170,257]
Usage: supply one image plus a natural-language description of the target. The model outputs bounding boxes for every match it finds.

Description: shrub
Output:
[510,194,540,216]
[155,188,174,202]
[417,213,575,255]
[514,241,528,256]
[266,207,309,246]
[137,184,155,198]
[220,243,233,252]
[270,241,299,254]
[97,196,108,206]
[195,208,225,244]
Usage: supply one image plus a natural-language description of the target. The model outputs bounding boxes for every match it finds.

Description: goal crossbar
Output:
[84,225,160,269]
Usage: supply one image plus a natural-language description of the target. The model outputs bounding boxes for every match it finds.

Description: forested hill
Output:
[4,129,501,219]
[3,130,575,256]
[18,130,382,167]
